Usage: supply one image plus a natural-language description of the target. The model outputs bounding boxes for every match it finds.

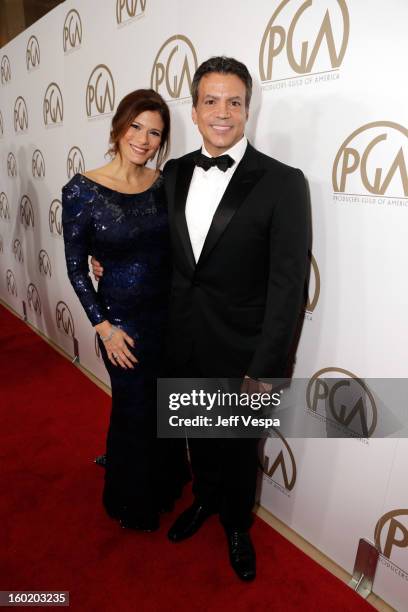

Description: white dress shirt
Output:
[185,136,248,262]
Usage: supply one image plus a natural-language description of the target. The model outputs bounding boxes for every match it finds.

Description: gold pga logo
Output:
[86,65,115,118]
[332,122,408,198]
[6,269,17,297]
[39,249,52,277]
[56,301,75,337]
[1,55,11,84]
[63,9,82,53]
[306,251,320,315]
[0,192,10,220]
[27,283,42,315]
[67,146,85,178]
[32,149,45,178]
[13,238,23,263]
[375,509,408,563]
[44,83,63,126]
[14,97,28,133]
[26,35,40,71]
[20,195,34,229]
[259,0,349,83]
[151,35,198,102]
[116,0,146,24]
[49,199,62,237]
[7,153,17,177]
[306,367,377,437]
[259,429,297,491]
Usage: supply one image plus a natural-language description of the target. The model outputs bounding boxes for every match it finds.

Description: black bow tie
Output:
[195,152,234,172]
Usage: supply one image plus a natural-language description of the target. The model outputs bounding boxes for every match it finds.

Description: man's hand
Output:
[241,376,273,395]
[91,256,104,281]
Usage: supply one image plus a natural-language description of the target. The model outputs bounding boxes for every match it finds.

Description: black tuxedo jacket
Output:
[163,142,310,378]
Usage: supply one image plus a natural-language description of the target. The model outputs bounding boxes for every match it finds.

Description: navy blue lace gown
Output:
[62,173,187,520]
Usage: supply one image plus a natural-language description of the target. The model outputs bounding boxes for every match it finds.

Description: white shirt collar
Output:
[201,136,248,167]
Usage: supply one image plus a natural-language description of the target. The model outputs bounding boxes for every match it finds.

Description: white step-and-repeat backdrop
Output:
[1,1,407,608]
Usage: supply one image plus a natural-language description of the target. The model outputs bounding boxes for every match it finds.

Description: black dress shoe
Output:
[167,503,213,542]
[120,512,159,532]
[225,528,256,581]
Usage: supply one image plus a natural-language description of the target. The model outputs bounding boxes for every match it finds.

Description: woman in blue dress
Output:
[62,89,188,532]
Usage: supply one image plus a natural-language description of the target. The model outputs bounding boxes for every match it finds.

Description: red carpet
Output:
[1,304,373,611]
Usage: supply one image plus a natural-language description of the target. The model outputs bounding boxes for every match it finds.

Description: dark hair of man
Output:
[108,89,170,167]
[191,56,253,109]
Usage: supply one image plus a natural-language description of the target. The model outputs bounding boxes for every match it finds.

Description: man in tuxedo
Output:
[163,57,310,581]
[92,56,309,581]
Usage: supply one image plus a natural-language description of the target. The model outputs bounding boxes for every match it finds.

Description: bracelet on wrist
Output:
[98,325,117,343]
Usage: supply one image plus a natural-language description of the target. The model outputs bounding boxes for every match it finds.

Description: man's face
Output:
[192,72,248,156]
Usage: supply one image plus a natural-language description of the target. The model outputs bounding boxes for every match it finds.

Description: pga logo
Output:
[151,35,198,101]
[333,121,408,198]
[259,0,349,82]
[259,429,297,491]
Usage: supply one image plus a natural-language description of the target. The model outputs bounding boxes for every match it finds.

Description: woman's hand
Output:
[95,321,137,369]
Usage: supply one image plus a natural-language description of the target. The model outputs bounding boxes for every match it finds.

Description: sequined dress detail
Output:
[62,173,181,517]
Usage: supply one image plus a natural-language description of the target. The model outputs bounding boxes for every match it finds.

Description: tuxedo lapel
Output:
[197,144,266,267]
[173,152,197,272]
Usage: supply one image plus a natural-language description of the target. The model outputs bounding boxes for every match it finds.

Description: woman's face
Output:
[118,110,164,165]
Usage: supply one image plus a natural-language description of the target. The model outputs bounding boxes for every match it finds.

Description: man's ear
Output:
[192,105,197,125]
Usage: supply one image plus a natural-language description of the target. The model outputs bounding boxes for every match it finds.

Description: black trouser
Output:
[174,356,259,530]
[189,436,259,529]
